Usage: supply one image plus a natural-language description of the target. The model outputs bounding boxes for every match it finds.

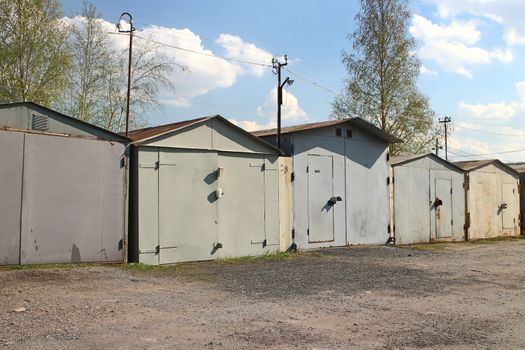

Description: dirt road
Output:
[1,240,525,349]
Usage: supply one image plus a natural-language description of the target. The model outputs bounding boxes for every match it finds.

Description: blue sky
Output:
[62,0,525,161]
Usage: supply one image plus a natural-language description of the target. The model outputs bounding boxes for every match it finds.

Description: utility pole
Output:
[117,12,135,137]
[433,138,442,157]
[439,116,452,160]
[272,55,294,149]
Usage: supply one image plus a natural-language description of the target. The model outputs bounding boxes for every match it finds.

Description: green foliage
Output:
[0,0,179,132]
[332,0,438,154]
[0,0,72,106]
[60,1,177,132]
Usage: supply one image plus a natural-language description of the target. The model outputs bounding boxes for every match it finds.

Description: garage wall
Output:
[20,133,126,264]
[0,131,24,264]
[0,130,127,265]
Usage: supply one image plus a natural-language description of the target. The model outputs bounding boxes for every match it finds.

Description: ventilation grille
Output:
[31,114,49,131]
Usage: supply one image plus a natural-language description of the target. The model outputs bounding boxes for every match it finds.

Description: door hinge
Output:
[306,166,309,173]
[291,172,295,182]
[387,177,393,185]
[307,228,310,236]
[291,228,295,239]
[450,188,453,194]
[387,224,391,234]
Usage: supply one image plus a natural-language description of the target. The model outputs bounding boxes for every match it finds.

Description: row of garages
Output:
[390,154,520,244]
[0,102,521,265]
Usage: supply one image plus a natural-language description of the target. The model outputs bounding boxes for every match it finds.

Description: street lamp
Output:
[117,12,135,137]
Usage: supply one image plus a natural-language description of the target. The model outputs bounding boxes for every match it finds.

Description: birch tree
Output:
[63,1,178,132]
[62,1,111,123]
[332,0,437,154]
[0,0,71,106]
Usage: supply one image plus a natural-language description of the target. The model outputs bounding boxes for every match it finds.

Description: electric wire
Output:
[105,31,273,68]
[455,124,525,137]
[283,68,337,95]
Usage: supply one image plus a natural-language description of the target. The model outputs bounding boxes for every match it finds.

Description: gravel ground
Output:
[1,240,525,349]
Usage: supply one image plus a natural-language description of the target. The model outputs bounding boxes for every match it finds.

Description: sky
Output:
[61,0,525,162]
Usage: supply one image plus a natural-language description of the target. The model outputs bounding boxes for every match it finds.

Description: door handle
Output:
[328,196,342,206]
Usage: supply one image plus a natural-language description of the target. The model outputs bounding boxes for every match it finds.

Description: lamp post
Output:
[117,12,135,137]
[272,55,294,149]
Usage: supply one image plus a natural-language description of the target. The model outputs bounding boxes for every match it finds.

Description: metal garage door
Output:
[0,131,24,265]
[217,153,267,258]
[501,183,515,229]
[307,154,335,243]
[434,178,453,238]
[158,149,218,264]
[20,134,125,264]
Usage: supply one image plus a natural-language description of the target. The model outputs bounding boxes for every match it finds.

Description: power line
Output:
[455,124,525,137]
[284,68,337,95]
[106,31,273,68]
[106,32,343,97]
[447,147,525,158]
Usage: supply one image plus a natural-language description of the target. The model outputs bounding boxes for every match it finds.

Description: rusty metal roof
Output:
[126,116,210,141]
[390,153,464,172]
[252,117,401,143]
[454,159,520,175]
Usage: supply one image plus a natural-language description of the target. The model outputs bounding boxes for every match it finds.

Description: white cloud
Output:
[455,122,481,130]
[459,81,525,120]
[66,16,273,108]
[431,0,525,46]
[215,34,272,76]
[449,137,491,157]
[459,101,517,120]
[228,118,276,132]
[256,87,307,121]
[410,15,513,78]
[229,87,307,132]
[449,136,525,162]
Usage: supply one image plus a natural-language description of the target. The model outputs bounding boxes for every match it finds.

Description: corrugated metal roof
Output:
[389,153,464,172]
[455,159,520,175]
[507,162,525,174]
[252,117,401,143]
[454,159,497,171]
[126,116,209,141]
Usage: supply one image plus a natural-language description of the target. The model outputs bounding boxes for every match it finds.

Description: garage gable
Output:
[131,116,282,155]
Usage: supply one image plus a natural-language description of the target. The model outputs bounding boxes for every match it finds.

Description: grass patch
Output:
[469,235,525,244]
[215,251,331,265]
